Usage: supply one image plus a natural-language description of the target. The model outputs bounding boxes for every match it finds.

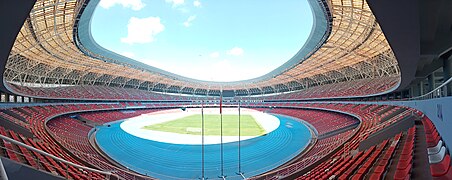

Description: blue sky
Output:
[92,0,313,82]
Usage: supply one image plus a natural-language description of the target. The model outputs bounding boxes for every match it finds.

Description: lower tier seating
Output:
[0,102,448,180]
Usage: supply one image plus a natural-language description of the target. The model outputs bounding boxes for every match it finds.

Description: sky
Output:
[91,0,313,82]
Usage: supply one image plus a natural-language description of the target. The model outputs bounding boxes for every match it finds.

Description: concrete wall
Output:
[318,97,452,152]
[359,115,415,150]
[1,157,63,180]
[386,97,452,152]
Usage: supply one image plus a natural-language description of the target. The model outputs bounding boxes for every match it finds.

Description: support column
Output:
[410,86,414,97]
[0,93,5,102]
[16,96,22,103]
[412,84,420,97]
[419,80,424,95]
[428,74,435,92]
[8,94,15,103]
[443,56,452,96]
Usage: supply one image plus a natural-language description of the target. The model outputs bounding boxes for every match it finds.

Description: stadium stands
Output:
[245,102,449,180]
[7,83,191,101]
[0,100,449,180]
[422,116,452,179]
[264,108,359,135]
[256,76,400,100]
[0,103,163,179]
[47,110,160,180]
[1,0,451,179]
[6,76,400,101]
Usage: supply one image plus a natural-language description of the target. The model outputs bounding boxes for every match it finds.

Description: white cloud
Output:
[183,15,196,27]
[227,47,244,56]
[120,52,135,58]
[120,17,165,44]
[209,52,220,58]
[193,0,201,7]
[99,0,145,11]
[165,0,185,7]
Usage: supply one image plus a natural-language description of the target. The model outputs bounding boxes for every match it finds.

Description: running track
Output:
[95,114,311,179]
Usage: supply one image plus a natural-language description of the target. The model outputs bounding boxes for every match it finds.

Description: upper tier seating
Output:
[7,76,398,101]
[7,83,191,101]
[241,76,399,101]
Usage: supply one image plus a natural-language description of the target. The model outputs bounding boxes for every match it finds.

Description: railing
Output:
[0,134,118,180]
[0,102,121,110]
[408,77,452,101]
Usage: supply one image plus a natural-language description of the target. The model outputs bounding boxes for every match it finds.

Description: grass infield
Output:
[142,114,266,136]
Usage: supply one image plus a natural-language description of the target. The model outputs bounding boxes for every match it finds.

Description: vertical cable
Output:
[221,109,224,177]
[236,100,245,179]
[238,100,241,174]
[201,101,205,179]
[219,90,225,179]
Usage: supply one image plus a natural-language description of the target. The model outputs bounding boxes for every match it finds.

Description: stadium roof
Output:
[4,0,400,95]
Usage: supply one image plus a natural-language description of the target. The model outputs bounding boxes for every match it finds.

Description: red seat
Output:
[408,127,416,135]
[434,166,452,180]
[379,159,388,166]
[394,163,411,180]
[357,167,367,174]
[423,121,434,133]
[374,165,386,173]
[427,137,441,148]
[397,156,412,170]
[351,173,364,180]
[399,153,413,161]
[369,172,382,180]
[401,142,414,155]
[426,130,439,139]
[431,154,451,177]
[426,131,441,148]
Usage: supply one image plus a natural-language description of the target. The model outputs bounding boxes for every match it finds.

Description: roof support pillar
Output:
[443,55,452,95]
[428,73,435,92]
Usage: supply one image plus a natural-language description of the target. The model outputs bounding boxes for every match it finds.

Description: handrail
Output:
[0,102,119,109]
[0,134,117,179]
[408,76,452,100]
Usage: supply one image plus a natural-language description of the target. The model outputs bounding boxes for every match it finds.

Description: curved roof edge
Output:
[366,0,420,92]
[73,0,332,86]
[0,0,36,94]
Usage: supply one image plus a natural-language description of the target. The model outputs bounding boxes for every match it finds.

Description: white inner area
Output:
[119,108,280,145]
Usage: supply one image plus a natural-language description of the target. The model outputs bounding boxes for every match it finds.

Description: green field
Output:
[142,114,265,136]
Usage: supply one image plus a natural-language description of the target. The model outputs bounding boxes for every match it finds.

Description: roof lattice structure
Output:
[4,0,400,96]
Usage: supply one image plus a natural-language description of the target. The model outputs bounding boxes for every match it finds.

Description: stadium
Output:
[0,0,451,179]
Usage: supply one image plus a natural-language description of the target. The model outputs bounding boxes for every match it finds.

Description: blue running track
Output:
[95,114,311,179]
